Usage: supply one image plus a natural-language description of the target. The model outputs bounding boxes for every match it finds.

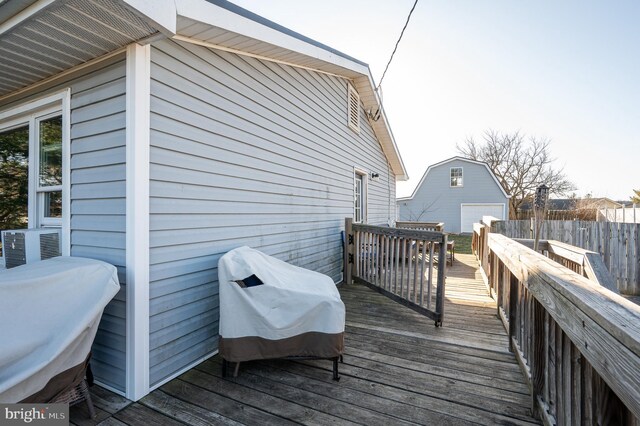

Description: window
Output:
[450,167,463,187]
[0,91,69,256]
[354,170,367,223]
[347,84,360,133]
[37,114,63,225]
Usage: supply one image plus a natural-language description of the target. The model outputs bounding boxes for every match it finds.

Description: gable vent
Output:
[348,84,360,133]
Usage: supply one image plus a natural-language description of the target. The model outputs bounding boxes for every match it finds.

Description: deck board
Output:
[71,253,540,425]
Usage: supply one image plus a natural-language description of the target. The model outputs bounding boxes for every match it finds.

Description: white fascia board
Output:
[175,0,369,76]
[125,43,151,401]
[366,72,408,181]
[121,0,177,35]
[353,72,408,181]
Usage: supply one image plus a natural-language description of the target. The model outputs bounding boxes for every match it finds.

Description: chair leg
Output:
[80,380,96,419]
[233,362,241,378]
[222,358,227,377]
[332,357,340,381]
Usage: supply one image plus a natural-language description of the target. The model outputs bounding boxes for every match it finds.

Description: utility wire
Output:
[375,0,419,92]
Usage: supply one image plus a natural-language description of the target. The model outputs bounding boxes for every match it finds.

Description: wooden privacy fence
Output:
[344,218,448,326]
[485,233,640,425]
[492,220,640,295]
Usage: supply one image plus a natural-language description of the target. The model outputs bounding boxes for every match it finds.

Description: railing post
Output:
[508,272,519,352]
[344,218,353,285]
[532,298,545,416]
[435,234,447,327]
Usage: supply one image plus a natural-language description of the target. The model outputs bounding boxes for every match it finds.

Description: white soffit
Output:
[175,0,368,78]
[0,0,159,98]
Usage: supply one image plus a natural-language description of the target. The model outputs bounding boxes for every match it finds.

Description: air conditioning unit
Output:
[1,228,61,269]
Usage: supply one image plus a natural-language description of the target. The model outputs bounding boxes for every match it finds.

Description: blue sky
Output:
[232,0,640,200]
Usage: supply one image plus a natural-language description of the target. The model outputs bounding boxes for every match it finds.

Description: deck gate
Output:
[343,218,448,326]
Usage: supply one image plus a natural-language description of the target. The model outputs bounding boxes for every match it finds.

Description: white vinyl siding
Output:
[69,60,128,392]
[148,39,395,386]
[0,57,128,392]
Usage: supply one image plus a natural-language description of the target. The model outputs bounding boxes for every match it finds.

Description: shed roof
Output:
[397,156,511,201]
[0,0,407,180]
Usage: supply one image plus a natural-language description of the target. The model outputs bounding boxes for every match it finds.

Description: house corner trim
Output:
[125,42,151,401]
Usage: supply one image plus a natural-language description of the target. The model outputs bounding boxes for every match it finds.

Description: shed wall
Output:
[148,39,396,386]
[397,159,507,233]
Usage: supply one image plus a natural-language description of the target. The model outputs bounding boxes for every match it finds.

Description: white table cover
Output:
[0,257,120,402]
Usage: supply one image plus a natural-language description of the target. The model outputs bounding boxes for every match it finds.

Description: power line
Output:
[375,0,419,92]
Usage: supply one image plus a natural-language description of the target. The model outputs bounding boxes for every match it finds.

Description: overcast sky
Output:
[232,0,640,201]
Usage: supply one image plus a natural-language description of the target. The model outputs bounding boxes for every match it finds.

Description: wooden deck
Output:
[71,254,539,425]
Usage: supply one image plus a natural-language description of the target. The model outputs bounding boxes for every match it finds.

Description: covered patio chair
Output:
[218,246,345,380]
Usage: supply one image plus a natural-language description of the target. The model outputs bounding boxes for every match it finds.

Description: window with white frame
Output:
[450,167,463,187]
[354,170,367,223]
[0,93,68,256]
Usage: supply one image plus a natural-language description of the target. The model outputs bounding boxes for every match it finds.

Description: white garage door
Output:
[460,204,505,233]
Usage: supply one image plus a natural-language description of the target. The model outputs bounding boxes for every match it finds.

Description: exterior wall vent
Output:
[348,84,360,133]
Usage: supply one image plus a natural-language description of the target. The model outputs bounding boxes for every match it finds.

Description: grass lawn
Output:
[447,233,472,255]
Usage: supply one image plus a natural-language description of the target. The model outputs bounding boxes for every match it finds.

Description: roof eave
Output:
[121,0,177,35]
[173,0,408,180]
[0,0,408,179]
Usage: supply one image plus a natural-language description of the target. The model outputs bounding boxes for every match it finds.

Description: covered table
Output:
[218,246,345,379]
[0,257,120,404]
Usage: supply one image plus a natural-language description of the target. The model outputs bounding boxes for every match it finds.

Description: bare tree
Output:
[402,196,441,221]
[631,189,640,204]
[457,130,575,218]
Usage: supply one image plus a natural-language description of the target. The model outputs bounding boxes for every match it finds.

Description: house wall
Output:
[148,39,396,386]
[397,159,507,233]
[0,57,128,392]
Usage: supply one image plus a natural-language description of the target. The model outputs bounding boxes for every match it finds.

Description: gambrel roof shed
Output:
[397,157,510,233]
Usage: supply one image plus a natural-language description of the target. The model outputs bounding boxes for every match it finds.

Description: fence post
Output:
[344,218,353,285]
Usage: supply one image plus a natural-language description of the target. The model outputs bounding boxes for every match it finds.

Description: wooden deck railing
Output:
[482,233,640,425]
[511,238,618,293]
[344,218,448,326]
[474,218,617,292]
[395,221,445,232]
